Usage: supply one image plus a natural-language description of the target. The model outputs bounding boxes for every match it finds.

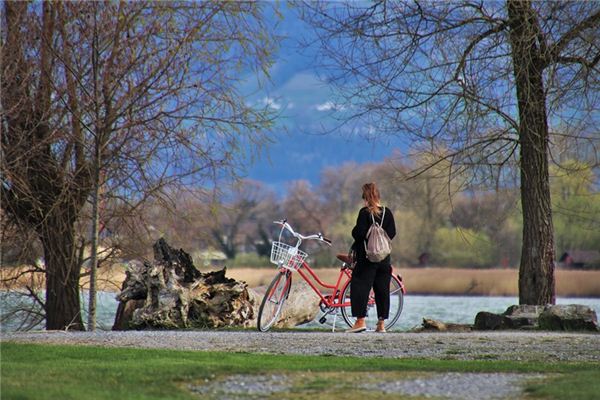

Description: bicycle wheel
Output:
[340,275,404,329]
[257,271,292,332]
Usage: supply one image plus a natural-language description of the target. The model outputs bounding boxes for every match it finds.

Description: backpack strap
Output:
[370,206,385,226]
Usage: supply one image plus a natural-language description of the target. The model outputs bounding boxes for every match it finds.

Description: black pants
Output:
[350,260,391,319]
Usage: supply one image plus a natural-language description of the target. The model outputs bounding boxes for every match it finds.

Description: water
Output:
[1,291,599,332]
[0,291,119,332]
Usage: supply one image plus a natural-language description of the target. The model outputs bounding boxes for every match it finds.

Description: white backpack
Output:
[364,207,392,262]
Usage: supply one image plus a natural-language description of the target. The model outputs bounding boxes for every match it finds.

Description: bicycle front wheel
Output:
[257,271,292,332]
[340,274,404,329]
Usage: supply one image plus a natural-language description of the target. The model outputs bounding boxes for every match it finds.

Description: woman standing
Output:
[348,182,396,333]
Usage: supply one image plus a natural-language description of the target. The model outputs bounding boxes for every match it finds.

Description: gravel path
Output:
[3,330,599,362]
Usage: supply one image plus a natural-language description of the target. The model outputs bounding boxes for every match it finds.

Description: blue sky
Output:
[241,4,408,189]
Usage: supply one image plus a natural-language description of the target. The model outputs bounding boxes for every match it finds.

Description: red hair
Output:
[362,182,381,216]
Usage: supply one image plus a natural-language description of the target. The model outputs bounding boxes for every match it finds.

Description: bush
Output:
[228,253,270,268]
[432,227,495,268]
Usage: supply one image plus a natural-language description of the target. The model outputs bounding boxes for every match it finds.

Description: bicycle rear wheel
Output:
[257,271,292,332]
[340,274,404,329]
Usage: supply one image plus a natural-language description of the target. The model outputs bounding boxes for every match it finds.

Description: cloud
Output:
[315,101,346,112]
[262,97,282,110]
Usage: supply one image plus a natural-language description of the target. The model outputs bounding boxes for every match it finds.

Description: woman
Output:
[348,182,396,333]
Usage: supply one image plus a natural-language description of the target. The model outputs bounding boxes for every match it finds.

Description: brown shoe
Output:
[346,318,367,333]
[375,321,386,333]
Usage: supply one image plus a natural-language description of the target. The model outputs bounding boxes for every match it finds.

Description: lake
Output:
[1,291,599,332]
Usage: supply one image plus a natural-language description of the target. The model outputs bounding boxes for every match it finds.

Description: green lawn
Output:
[1,342,599,399]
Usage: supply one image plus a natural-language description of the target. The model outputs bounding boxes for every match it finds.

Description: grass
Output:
[2,342,599,399]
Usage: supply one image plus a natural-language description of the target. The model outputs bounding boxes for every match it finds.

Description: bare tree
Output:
[208,180,279,259]
[301,0,600,305]
[283,180,329,235]
[1,1,278,329]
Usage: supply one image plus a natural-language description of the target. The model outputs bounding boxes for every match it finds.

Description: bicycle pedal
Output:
[319,316,327,324]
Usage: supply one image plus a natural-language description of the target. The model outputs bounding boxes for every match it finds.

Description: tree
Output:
[301,0,600,304]
[550,160,600,254]
[1,2,277,329]
[208,180,279,259]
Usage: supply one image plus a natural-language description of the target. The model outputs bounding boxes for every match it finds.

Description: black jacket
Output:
[351,206,396,265]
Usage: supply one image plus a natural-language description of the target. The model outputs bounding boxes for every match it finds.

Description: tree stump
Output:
[113,239,317,330]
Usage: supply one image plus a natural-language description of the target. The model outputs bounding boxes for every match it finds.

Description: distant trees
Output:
[87,157,596,272]
[209,180,280,259]
[1,1,278,330]
[300,0,600,305]
[551,161,600,254]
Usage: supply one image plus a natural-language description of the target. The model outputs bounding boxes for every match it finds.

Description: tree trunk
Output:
[41,218,85,330]
[507,0,556,305]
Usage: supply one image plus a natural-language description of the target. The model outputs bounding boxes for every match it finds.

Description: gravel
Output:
[189,374,291,400]
[3,330,599,362]
[361,372,546,400]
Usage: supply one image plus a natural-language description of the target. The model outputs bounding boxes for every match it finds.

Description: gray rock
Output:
[474,311,505,330]
[475,304,599,331]
[538,304,599,332]
[503,304,544,329]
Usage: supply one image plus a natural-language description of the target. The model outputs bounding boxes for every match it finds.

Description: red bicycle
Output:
[257,220,406,332]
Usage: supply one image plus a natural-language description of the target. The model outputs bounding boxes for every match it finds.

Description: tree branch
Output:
[546,9,600,66]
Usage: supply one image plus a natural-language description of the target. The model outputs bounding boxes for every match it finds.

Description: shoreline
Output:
[3,265,600,297]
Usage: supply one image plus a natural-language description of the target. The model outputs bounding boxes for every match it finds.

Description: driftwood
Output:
[113,239,318,330]
[417,318,472,332]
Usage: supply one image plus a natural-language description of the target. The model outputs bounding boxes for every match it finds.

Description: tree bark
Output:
[507,0,556,305]
[41,217,85,330]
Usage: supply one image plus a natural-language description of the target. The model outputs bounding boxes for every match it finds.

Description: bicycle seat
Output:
[336,253,353,264]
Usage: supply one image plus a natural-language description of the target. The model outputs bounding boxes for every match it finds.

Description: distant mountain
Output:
[245,130,401,189]
[239,5,409,189]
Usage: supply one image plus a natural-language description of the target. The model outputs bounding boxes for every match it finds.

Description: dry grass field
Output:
[3,264,599,297]
[224,266,600,297]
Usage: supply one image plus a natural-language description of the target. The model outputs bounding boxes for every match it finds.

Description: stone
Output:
[474,304,599,332]
[474,311,506,330]
[503,305,544,329]
[538,305,599,332]
[269,280,320,328]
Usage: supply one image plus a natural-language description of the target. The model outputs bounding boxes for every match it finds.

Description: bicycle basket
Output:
[270,241,308,271]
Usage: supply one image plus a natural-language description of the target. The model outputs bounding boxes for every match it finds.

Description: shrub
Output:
[432,227,495,268]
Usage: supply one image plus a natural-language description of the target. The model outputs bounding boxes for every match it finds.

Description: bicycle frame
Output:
[294,261,353,308]
[287,260,405,309]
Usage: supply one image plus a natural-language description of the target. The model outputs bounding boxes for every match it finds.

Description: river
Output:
[1,291,599,332]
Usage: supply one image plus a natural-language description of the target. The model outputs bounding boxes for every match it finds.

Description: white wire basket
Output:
[270,241,308,271]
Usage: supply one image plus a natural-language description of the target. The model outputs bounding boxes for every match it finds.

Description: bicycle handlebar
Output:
[273,220,332,245]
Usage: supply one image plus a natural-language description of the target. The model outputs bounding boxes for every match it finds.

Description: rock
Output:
[270,280,320,328]
[503,305,544,329]
[474,304,599,332]
[474,311,506,330]
[245,280,320,329]
[538,305,599,332]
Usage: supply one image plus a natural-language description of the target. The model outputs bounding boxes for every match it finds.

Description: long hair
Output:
[362,182,382,216]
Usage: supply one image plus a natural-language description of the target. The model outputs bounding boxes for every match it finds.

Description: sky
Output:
[240,3,408,190]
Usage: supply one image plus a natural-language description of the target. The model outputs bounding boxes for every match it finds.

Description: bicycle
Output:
[257,219,406,332]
